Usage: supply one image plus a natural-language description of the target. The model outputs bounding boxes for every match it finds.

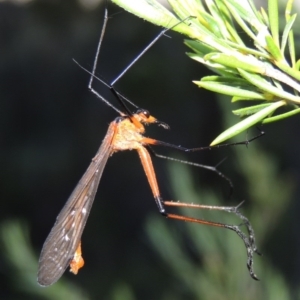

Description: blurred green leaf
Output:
[265,35,284,62]
[232,103,273,117]
[268,0,280,47]
[238,69,300,103]
[281,13,297,55]
[211,100,285,145]
[194,76,265,99]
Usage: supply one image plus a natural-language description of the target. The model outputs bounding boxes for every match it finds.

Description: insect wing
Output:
[37,124,115,286]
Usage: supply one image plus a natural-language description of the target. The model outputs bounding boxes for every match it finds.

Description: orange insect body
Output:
[111,112,156,151]
[111,112,161,199]
[38,109,259,286]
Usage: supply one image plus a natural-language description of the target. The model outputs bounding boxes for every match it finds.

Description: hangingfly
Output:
[37,6,260,287]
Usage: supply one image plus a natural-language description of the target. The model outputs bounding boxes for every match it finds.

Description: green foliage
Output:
[112,0,300,144]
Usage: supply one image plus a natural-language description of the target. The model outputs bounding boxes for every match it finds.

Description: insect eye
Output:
[143,110,150,118]
[115,116,125,123]
[137,108,150,118]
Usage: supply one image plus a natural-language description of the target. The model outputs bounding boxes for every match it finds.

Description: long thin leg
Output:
[111,28,171,87]
[159,198,260,280]
[87,8,123,114]
[136,143,259,280]
[142,132,265,153]
[86,7,192,115]
[111,16,194,87]
[86,7,132,115]
[147,145,234,193]
[141,132,266,194]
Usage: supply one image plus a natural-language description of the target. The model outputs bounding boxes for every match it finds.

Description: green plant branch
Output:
[112,0,300,144]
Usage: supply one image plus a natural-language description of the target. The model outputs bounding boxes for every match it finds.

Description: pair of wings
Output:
[37,123,115,287]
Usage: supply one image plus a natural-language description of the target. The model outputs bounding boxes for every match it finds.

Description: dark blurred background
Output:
[1,0,300,299]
